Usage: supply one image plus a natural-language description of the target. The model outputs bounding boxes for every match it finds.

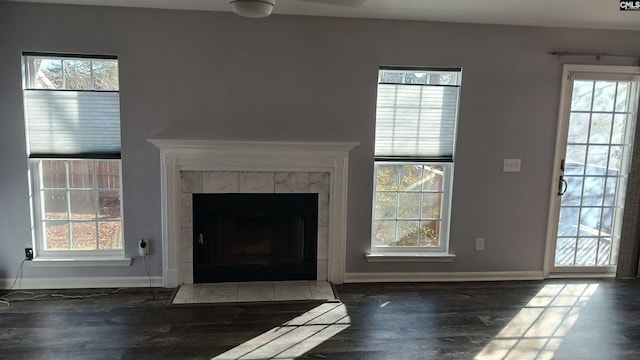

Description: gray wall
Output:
[1,2,639,282]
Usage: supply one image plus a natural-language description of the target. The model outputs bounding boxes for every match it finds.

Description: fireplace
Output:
[193,193,318,282]
[148,139,358,287]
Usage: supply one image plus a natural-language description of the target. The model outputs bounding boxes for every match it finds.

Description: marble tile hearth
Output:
[172,280,337,305]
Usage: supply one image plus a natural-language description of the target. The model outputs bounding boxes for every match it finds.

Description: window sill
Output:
[31,256,132,267]
[365,252,456,263]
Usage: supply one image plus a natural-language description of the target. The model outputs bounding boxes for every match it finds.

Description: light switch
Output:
[503,158,521,172]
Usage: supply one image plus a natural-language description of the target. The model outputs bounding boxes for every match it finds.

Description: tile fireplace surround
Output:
[149,139,359,288]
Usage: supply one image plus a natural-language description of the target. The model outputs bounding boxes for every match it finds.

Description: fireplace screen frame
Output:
[192,193,319,283]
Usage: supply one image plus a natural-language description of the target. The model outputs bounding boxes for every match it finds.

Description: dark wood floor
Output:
[1,279,640,359]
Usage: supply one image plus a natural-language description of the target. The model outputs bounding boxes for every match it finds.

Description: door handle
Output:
[558,176,568,196]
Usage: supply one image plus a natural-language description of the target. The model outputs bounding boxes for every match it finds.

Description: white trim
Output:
[549,265,617,278]
[547,273,615,279]
[544,65,574,277]
[30,257,131,267]
[0,276,163,290]
[365,252,455,263]
[148,139,359,152]
[344,271,544,283]
[149,139,359,287]
[564,64,640,79]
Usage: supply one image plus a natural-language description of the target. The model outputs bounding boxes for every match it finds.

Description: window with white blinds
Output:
[22,53,124,258]
[24,90,121,156]
[23,53,121,158]
[370,66,461,255]
[375,67,461,161]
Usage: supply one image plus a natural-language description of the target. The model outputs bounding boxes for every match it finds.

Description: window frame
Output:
[22,53,125,261]
[30,158,125,259]
[370,66,461,257]
[371,161,454,254]
[22,52,119,91]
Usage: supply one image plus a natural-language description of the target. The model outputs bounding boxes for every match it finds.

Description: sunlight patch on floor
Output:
[212,302,350,360]
[475,283,599,360]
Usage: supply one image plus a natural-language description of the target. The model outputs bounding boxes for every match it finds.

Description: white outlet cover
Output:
[503,158,521,172]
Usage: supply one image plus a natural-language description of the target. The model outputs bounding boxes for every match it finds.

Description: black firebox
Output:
[192,193,318,283]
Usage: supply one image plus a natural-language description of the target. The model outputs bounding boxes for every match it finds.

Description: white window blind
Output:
[375,68,461,160]
[22,53,121,157]
[25,90,121,156]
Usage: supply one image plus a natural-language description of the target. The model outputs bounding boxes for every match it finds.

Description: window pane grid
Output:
[24,56,119,91]
[37,159,122,252]
[556,78,638,267]
[373,163,446,248]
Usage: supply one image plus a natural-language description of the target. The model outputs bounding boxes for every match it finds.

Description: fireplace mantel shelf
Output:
[149,138,359,288]
[149,139,360,152]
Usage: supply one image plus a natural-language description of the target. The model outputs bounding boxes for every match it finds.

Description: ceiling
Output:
[8,0,640,31]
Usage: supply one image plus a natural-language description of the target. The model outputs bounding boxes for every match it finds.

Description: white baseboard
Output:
[1,272,545,289]
[343,271,544,283]
[547,273,615,279]
[0,276,165,290]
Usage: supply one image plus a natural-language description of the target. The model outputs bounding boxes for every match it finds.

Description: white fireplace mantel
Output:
[149,139,359,287]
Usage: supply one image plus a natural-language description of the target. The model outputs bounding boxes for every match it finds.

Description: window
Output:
[371,67,461,255]
[23,53,123,258]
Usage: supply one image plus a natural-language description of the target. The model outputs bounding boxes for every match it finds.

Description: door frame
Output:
[544,64,640,278]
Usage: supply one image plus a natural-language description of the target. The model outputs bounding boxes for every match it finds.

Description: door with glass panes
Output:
[547,65,640,275]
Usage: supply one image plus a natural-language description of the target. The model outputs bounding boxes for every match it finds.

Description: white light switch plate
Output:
[503,158,521,172]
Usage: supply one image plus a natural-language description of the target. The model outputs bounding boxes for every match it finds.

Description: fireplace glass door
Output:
[193,193,318,283]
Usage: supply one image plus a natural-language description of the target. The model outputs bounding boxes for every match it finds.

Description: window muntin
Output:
[23,55,118,91]
[373,163,451,252]
[23,53,123,257]
[372,67,461,253]
[34,159,123,254]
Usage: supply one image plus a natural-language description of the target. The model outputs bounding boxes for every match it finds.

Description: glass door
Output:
[548,65,640,274]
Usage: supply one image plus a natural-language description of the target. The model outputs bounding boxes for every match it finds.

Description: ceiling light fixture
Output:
[230,0,276,18]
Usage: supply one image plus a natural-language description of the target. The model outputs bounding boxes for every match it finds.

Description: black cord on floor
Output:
[1,259,26,309]
[142,255,155,300]
[1,288,124,309]
[0,259,130,310]
[1,255,159,310]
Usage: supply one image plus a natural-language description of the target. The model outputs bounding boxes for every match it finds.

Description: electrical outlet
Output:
[475,238,485,251]
[503,159,521,172]
[25,247,34,260]
[139,239,149,257]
